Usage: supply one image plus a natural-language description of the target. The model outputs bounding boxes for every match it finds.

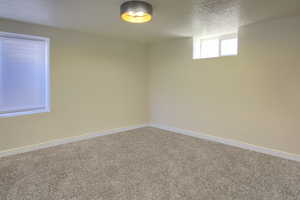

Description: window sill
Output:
[0,108,50,118]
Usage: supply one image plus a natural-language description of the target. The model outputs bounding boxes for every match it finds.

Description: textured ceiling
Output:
[0,0,300,43]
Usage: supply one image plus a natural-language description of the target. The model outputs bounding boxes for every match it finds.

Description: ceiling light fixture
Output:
[120,1,153,23]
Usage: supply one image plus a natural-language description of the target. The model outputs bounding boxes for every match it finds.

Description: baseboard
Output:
[150,124,300,162]
[2,123,299,162]
[0,124,148,158]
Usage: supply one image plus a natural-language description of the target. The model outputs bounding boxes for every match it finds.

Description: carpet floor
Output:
[0,127,300,200]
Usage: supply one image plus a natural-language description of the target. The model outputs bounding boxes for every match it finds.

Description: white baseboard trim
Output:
[2,123,299,162]
[150,124,300,162]
[0,124,148,158]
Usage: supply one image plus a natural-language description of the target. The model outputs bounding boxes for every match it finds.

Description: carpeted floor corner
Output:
[0,127,300,200]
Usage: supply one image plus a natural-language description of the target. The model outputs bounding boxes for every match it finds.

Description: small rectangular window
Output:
[193,33,238,59]
[0,32,50,118]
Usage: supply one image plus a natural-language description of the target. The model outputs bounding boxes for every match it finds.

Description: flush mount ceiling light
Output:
[120,1,153,23]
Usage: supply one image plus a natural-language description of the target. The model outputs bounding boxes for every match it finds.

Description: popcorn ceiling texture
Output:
[0,127,300,200]
[0,0,300,42]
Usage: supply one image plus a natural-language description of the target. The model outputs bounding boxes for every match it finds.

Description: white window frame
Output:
[0,32,51,118]
[193,33,238,59]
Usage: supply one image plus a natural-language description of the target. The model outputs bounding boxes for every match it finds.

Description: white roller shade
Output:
[0,33,50,117]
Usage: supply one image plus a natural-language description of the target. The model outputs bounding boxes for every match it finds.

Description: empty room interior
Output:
[0,0,300,199]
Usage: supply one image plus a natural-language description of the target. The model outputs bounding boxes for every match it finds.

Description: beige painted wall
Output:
[0,19,148,152]
[149,16,300,155]
[1,16,300,155]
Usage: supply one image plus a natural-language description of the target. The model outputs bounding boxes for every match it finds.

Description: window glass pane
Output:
[0,36,47,115]
[200,39,219,58]
[221,38,238,56]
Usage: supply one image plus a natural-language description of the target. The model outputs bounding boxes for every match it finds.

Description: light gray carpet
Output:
[0,127,300,200]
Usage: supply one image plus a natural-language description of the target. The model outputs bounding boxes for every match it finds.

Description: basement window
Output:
[0,32,50,118]
[193,33,238,59]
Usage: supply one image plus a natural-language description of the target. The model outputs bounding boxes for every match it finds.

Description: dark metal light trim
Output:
[120,1,153,23]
